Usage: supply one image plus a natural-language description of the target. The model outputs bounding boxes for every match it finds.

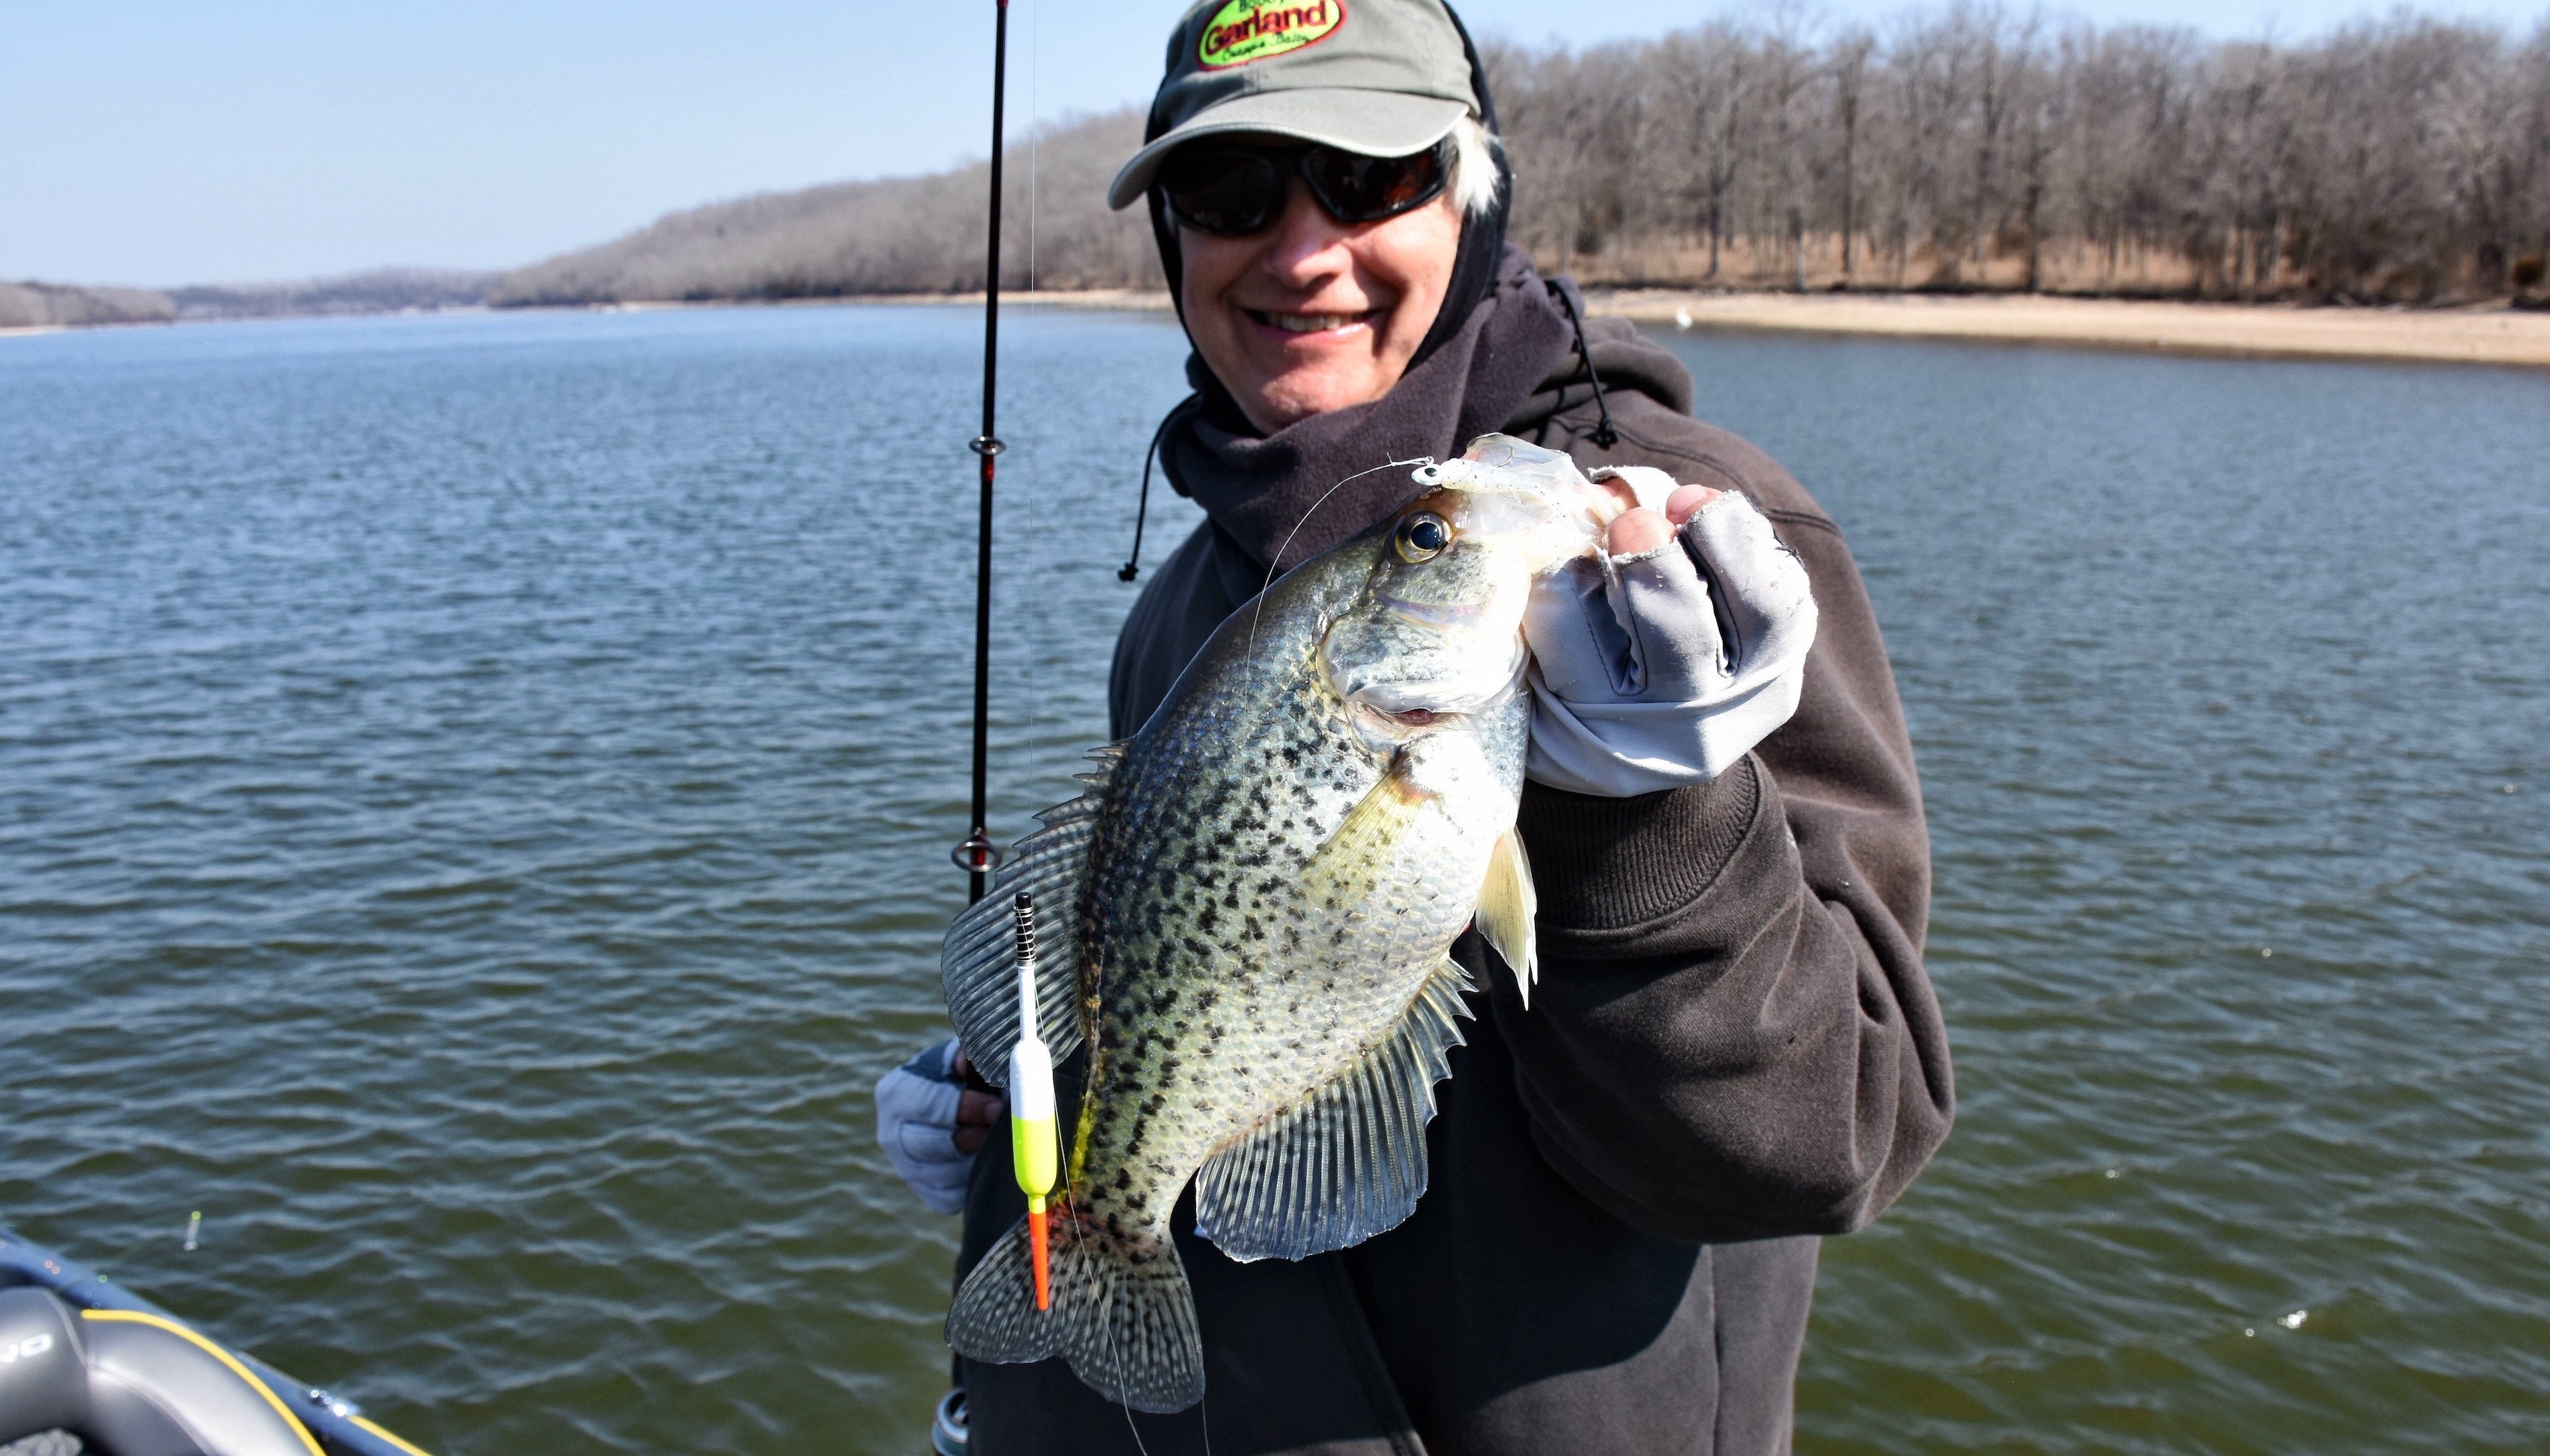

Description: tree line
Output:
[1,270,498,329]
[495,6,2549,306]
[1487,7,2550,300]
[36,4,2543,316]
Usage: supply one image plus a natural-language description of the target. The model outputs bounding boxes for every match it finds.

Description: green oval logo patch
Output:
[1198,0,1345,69]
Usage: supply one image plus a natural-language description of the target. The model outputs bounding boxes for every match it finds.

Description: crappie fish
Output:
[940,435,1614,1412]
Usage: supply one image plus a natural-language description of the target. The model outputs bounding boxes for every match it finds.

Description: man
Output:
[876,1,1952,1449]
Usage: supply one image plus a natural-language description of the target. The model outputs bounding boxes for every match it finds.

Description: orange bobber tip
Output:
[1029,1208,1052,1312]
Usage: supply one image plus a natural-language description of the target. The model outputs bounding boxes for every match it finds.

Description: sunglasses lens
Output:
[1305,146,1446,222]
[1160,149,1285,235]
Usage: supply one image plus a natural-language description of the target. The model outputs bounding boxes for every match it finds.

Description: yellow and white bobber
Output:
[1008,894,1059,1311]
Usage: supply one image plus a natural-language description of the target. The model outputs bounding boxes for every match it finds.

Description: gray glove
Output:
[1523,465,1817,796]
[873,1037,974,1214]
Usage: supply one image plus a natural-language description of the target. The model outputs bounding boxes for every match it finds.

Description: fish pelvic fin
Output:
[947,1207,1205,1414]
[1474,826,1538,1009]
[941,743,1125,1083]
[1193,956,1475,1262]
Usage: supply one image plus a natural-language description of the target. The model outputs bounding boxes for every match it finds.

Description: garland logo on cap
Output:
[1197,0,1345,69]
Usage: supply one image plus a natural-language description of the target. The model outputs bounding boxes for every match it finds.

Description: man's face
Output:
[1178,155,1463,437]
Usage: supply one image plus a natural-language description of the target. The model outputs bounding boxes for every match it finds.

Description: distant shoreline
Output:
[12,290,2548,370]
[559,289,2550,369]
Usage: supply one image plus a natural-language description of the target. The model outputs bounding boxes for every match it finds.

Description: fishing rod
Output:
[952,0,1013,905]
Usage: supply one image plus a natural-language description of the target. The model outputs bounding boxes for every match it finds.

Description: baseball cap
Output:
[1106,0,1482,212]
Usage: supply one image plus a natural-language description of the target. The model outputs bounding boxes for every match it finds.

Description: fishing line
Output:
[1028,0,1039,292]
[1246,455,1436,658]
[1012,0,1054,775]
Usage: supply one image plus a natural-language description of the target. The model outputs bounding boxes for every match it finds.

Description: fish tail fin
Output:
[947,1208,1205,1413]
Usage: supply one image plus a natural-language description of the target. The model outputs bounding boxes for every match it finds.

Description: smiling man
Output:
[877,1,1956,1451]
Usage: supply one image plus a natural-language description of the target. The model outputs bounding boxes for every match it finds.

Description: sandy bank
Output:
[888,288,2550,369]
[1590,290,2550,370]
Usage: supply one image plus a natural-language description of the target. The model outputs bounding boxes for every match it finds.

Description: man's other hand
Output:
[874,1037,1005,1214]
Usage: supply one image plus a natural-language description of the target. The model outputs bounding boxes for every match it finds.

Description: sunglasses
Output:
[1158,139,1452,237]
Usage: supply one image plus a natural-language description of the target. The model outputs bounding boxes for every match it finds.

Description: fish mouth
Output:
[1348,698,1463,743]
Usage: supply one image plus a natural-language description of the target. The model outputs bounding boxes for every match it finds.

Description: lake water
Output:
[3,306,2544,1455]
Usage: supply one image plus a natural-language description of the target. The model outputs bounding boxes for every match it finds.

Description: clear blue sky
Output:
[7,0,2542,287]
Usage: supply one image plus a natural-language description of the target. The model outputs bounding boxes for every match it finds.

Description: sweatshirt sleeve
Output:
[1498,462,1952,1245]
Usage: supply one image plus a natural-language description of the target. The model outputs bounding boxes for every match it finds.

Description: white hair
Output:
[1445,115,1502,217]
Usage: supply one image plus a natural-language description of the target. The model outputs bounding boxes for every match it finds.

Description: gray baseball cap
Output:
[1106,0,1481,211]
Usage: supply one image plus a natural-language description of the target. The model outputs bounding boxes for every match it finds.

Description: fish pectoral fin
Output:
[1302,755,1430,908]
[1192,956,1474,1263]
[1473,826,1538,1009]
[940,742,1122,1082]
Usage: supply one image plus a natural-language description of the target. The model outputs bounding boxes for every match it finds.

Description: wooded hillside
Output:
[1491,9,2550,299]
[494,9,2550,307]
[1,269,498,329]
[487,112,1163,305]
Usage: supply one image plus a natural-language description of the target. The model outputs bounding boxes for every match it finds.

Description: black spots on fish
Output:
[1243,914,1265,944]
[1222,884,1242,910]
[1113,1167,1134,1192]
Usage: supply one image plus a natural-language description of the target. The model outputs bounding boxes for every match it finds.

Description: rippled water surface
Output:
[4,307,2544,1455]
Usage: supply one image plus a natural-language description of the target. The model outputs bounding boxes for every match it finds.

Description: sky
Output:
[7,0,2544,287]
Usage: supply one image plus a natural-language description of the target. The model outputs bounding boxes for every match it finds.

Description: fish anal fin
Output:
[940,742,1123,1084]
[1192,957,1474,1262]
[1474,826,1538,1008]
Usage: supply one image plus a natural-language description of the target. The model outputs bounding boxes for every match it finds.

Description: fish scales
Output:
[943,436,1608,1412]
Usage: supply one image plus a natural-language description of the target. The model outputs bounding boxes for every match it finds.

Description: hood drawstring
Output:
[1546,280,1620,450]
[1120,400,1190,583]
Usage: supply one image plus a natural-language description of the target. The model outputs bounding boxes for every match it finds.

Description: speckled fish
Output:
[940,435,1611,1412]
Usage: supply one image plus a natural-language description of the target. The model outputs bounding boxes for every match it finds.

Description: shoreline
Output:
[1588,289,2550,369]
[11,289,2546,368]
[629,288,2550,367]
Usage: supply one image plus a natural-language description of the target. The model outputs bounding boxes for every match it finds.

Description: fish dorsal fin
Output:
[1192,956,1474,1263]
[939,743,1122,1085]
[1473,826,1538,1008]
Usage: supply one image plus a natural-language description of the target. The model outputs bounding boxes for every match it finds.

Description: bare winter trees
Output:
[483,7,2549,307]
[1489,8,2550,300]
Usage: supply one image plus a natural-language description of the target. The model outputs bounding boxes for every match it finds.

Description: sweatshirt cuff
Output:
[1515,755,1762,932]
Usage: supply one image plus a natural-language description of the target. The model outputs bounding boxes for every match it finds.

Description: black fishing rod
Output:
[952,0,1013,905]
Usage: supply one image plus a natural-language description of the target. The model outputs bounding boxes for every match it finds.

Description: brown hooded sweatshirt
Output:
[957,259,1952,1455]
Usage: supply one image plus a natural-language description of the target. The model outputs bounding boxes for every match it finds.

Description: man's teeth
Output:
[1267,312,1361,333]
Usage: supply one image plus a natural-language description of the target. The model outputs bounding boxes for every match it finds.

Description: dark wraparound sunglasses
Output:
[1158,139,1451,237]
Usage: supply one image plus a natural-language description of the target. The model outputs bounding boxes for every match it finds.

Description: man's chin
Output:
[1243,361,1389,429]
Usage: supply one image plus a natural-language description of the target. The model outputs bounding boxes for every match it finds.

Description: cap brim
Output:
[1107,91,1468,210]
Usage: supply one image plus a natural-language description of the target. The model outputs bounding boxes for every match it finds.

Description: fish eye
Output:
[1393,512,1453,564]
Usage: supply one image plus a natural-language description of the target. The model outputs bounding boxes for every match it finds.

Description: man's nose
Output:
[1260,179,1353,284]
